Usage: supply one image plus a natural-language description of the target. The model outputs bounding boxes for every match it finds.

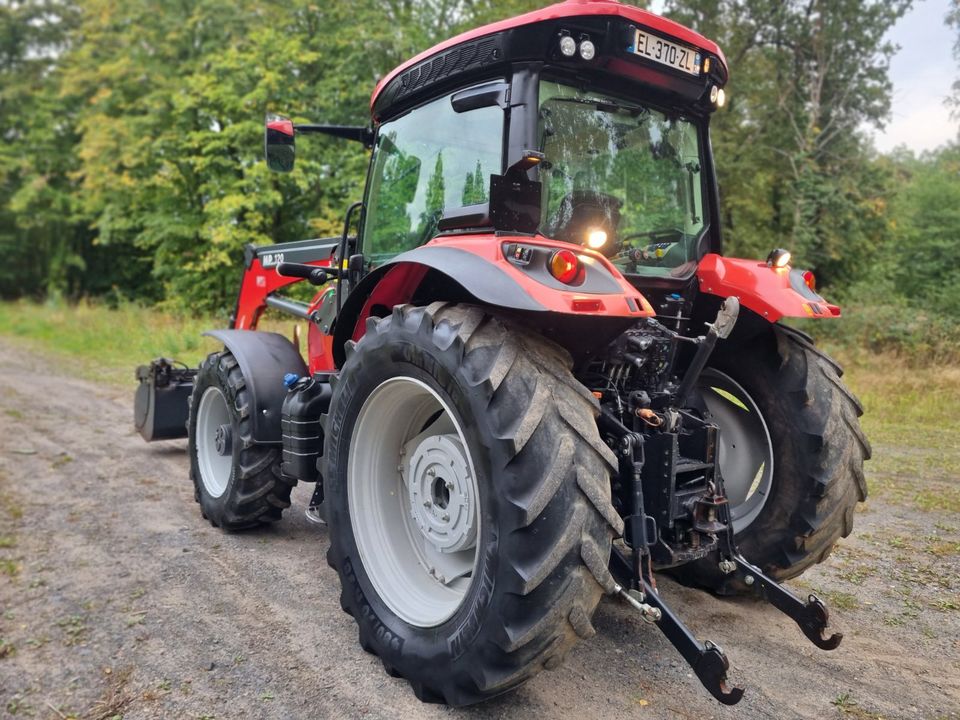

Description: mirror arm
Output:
[294,124,374,148]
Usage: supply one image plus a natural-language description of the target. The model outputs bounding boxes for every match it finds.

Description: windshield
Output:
[538,79,707,277]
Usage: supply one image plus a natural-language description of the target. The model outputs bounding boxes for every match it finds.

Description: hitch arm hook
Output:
[642,580,745,705]
[732,555,842,650]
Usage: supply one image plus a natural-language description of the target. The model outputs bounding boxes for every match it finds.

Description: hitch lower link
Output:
[642,554,843,706]
[610,426,842,705]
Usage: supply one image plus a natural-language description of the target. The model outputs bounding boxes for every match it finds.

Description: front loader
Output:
[134,0,869,706]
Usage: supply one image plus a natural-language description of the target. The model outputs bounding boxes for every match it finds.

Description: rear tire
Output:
[678,325,870,593]
[323,303,623,706]
[188,350,293,530]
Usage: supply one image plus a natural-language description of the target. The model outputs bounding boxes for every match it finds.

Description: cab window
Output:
[361,91,504,266]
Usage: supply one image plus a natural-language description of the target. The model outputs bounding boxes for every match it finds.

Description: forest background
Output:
[1,0,959,360]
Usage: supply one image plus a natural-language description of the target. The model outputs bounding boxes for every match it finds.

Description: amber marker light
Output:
[549,249,581,284]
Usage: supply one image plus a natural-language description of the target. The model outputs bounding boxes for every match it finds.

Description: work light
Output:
[559,35,577,57]
[586,229,608,249]
[766,248,791,268]
[579,39,596,61]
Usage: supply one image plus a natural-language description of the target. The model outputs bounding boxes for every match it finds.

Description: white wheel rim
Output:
[196,386,232,498]
[348,376,481,628]
[698,369,775,534]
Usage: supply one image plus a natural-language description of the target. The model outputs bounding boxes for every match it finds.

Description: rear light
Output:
[549,249,581,285]
[802,270,816,291]
[572,299,604,312]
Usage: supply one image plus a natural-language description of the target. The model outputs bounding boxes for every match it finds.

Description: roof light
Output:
[549,249,581,285]
[559,35,577,57]
[579,39,596,61]
[703,57,712,74]
[766,248,791,269]
[717,88,726,108]
[709,85,719,104]
[586,229,608,249]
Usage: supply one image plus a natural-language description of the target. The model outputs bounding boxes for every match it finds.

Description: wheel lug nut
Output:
[427,468,436,478]
[444,480,454,490]
[423,500,432,508]
[441,513,450,521]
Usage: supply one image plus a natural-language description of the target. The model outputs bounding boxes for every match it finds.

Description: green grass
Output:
[0,300,219,387]
[829,352,960,513]
[0,300,302,387]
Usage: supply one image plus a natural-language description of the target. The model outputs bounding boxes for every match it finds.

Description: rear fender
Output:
[333,236,655,366]
[203,329,307,443]
[696,253,840,323]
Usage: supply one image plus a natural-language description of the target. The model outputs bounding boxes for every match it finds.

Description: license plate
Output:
[630,29,701,76]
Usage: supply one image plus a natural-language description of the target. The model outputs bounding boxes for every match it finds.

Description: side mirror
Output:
[265,114,295,172]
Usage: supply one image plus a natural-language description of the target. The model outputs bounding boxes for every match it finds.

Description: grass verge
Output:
[0,300,302,388]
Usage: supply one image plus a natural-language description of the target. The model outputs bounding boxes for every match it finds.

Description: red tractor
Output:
[134,0,868,707]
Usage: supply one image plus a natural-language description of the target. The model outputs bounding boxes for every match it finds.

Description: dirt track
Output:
[1,340,958,720]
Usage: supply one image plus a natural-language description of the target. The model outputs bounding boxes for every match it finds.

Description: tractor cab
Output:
[363,0,728,282]
[263,0,739,360]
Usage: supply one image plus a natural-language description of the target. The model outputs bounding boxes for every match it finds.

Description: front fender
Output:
[696,253,840,323]
[203,329,307,443]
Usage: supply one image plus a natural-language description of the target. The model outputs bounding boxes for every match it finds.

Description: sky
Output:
[874,0,956,153]
[648,0,957,154]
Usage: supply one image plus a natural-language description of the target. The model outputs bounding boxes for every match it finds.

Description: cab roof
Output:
[370,0,727,121]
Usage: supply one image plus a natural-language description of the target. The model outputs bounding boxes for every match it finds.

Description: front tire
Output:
[323,303,623,706]
[188,350,293,530]
[682,325,870,592]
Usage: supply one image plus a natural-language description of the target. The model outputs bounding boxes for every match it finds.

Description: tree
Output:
[664,0,910,287]
[0,1,86,300]
[948,0,960,120]
[885,145,960,316]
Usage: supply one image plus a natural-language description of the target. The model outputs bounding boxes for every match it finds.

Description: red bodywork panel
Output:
[696,254,841,322]
[370,0,727,118]
[266,118,294,136]
[233,254,335,332]
[306,286,337,373]
[232,234,652,375]
[350,234,655,343]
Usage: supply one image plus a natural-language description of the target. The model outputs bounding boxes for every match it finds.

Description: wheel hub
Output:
[214,423,232,456]
[403,433,477,554]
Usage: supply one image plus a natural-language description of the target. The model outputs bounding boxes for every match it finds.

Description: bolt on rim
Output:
[348,376,481,628]
[196,386,233,498]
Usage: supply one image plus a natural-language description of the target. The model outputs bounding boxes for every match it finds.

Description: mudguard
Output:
[333,236,655,366]
[696,253,840,323]
[203,330,307,443]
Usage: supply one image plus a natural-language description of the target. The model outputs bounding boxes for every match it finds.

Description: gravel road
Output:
[1,340,958,720]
